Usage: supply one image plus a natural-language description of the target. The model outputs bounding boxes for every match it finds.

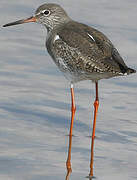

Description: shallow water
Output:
[0,0,137,180]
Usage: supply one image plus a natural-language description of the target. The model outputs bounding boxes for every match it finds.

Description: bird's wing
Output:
[57,21,128,74]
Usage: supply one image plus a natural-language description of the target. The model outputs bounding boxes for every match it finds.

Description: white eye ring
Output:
[42,10,50,16]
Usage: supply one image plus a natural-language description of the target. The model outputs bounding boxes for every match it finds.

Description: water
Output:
[0,0,137,179]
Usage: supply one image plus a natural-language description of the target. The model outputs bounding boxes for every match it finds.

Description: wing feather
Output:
[57,21,128,74]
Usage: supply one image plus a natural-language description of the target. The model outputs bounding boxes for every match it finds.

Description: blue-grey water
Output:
[0,0,137,180]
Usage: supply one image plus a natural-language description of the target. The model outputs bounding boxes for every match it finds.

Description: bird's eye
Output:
[42,10,50,16]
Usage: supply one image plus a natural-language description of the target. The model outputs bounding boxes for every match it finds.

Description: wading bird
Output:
[3,3,136,162]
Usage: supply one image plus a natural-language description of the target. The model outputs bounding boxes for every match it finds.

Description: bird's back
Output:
[46,21,136,82]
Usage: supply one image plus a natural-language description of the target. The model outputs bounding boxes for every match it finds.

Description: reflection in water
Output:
[65,135,96,179]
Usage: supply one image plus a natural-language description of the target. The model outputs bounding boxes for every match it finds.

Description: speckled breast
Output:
[46,33,91,82]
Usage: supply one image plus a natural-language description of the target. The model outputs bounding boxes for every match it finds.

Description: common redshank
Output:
[3,3,136,145]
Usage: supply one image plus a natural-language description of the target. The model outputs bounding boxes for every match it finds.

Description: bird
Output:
[3,3,136,140]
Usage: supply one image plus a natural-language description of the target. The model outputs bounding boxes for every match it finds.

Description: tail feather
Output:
[126,67,136,75]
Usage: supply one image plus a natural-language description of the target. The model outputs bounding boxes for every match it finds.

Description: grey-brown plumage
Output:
[3,3,136,84]
[46,20,136,83]
[37,4,135,83]
[3,5,136,171]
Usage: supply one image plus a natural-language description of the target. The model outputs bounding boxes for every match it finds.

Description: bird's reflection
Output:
[65,135,96,180]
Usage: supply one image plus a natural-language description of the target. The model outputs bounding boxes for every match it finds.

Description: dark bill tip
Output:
[3,16,36,27]
[3,19,26,27]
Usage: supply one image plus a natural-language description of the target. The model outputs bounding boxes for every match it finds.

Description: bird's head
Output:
[3,3,70,31]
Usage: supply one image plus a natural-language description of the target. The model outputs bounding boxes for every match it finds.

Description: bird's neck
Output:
[44,17,72,32]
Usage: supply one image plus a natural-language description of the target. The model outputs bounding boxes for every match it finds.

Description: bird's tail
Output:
[126,67,136,75]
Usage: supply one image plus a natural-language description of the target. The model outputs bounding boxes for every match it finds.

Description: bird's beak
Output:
[3,16,36,27]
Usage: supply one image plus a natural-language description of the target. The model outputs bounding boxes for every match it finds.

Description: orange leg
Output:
[66,134,73,180]
[69,84,76,136]
[89,82,99,177]
[92,82,99,138]
[89,136,95,178]
[66,84,76,179]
